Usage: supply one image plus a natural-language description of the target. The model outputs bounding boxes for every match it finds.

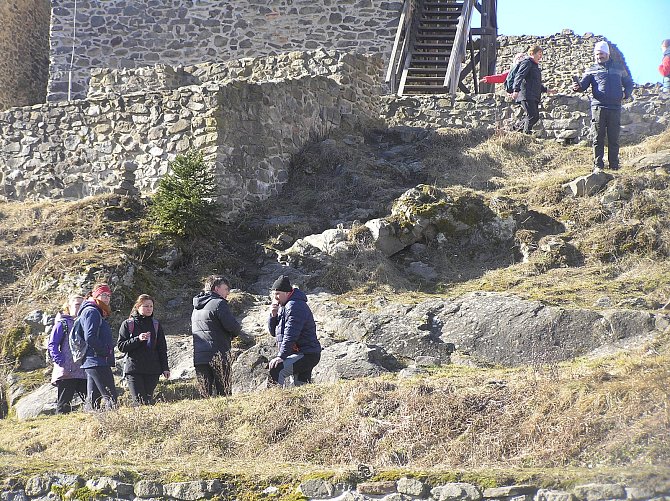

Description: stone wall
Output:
[47,0,401,102]
[491,30,632,92]
[0,0,51,111]
[381,86,670,144]
[8,475,670,501]
[0,51,382,216]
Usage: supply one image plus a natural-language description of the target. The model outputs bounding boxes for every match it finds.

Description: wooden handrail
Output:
[443,0,475,94]
[385,0,416,94]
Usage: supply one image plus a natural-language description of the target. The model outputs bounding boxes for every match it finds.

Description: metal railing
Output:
[385,0,417,95]
[443,0,475,94]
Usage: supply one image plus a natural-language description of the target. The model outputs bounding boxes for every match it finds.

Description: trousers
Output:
[591,105,621,169]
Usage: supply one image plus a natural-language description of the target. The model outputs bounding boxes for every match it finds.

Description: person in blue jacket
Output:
[572,40,634,171]
[191,275,241,397]
[48,293,88,413]
[80,283,118,410]
[267,275,321,387]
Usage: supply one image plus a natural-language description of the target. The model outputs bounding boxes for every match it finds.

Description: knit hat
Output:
[271,275,292,292]
[594,41,610,55]
[92,284,112,298]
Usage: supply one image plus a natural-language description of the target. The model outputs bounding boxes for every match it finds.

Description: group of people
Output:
[479,39,670,171]
[47,274,322,413]
[48,285,169,412]
[190,274,321,398]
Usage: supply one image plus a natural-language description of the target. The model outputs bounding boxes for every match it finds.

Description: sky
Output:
[476,0,670,85]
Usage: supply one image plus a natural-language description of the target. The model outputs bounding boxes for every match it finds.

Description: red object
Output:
[480,71,509,84]
[92,284,112,298]
[659,55,670,77]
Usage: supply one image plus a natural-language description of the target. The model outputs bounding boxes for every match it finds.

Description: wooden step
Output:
[405,76,447,83]
[414,42,454,49]
[402,85,448,94]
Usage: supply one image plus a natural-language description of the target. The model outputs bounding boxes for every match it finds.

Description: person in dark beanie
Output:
[191,275,241,397]
[267,275,321,387]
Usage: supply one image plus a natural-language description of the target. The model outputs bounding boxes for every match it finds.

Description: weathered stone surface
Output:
[535,488,574,501]
[484,485,537,498]
[0,0,50,111]
[134,480,163,498]
[431,482,482,501]
[563,171,614,197]
[298,478,335,498]
[357,481,397,495]
[396,477,428,497]
[14,384,56,420]
[162,480,222,501]
[572,483,626,501]
[630,150,670,171]
[312,341,394,382]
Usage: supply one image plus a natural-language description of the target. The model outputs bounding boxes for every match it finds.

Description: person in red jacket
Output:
[660,39,670,92]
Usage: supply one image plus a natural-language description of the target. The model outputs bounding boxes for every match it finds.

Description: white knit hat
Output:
[594,41,610,54]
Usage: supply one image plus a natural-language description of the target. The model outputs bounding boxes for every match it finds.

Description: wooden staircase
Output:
[402,0,462,95]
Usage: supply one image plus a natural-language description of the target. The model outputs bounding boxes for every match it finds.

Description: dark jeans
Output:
[126,373,160,405]
[55,378,87,414]
[85,366,118,410]
[269,352,321,386]
[592,105,621,168]
[521,99,540,133]
[195,351,232,397]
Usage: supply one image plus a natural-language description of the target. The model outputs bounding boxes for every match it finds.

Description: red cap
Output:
[92,284,112,298]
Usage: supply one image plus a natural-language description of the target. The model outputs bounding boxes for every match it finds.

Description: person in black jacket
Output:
[191,275,241,397]
[117,294,170,405]
[511,45,549,134]
[573,40,634,170]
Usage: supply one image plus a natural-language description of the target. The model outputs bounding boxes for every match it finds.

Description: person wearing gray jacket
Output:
[191,275,241,397]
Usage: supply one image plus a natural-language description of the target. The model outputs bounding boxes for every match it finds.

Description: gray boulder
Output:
[435,292,666,365]
[313,341,394,383]
[630,150,670,171]
[14,383,56,420]
[562,170,614,197]
[231,340,276,393]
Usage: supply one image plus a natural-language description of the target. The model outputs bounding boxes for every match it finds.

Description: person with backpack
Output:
[511,45,551,135]
[479,52,527,88]
[191,275,241,397]
[117,294,170,405]
[659,39,670,92]
[48,294,91,413]
[79,283,118,410]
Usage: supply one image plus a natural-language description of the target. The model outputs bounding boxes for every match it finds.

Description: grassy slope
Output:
[0,125,669,488]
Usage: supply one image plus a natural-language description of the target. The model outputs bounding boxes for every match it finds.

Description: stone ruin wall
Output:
[0,51,383,218]
[8,474,670,501]
[0,0,51,111]
[46,0,401,103]
[385,31,669,144]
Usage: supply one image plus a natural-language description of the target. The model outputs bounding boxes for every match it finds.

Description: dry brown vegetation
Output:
[0,335,668,485]
[0,124,669,487]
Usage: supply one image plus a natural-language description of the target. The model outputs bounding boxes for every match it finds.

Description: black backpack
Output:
[504,63,521,94]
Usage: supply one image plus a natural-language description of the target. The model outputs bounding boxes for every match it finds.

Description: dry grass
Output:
[0,339,667,484]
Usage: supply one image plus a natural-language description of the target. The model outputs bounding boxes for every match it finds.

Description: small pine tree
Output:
[149,150,220,239]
